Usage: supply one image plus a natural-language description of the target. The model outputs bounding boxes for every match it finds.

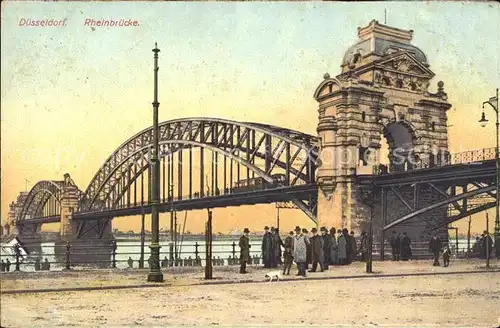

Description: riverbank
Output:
[1,260,499,327]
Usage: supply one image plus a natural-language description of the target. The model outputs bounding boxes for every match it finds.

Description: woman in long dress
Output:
[337,229,347,265]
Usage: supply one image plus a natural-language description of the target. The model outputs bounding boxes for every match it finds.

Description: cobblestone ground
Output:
[1,260,499,327]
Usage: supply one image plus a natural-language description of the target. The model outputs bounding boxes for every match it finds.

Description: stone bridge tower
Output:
[60,173,81,240]
[315,20,451,234]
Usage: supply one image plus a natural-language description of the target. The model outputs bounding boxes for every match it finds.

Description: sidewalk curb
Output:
[192,269,500,286]
[1,283,167,295]
[2,269,498,295]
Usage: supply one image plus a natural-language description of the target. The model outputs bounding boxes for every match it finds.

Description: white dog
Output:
[264,270,282,283]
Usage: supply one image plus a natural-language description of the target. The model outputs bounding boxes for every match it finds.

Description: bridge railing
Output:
[377,147,497,174]
[1,238,490,273]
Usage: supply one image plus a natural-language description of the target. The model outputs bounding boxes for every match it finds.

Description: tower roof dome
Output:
[341,20,428,71]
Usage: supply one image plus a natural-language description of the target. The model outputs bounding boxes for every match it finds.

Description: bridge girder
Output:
[374,161,497,234]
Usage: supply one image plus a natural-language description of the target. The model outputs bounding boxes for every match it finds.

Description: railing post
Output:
[205,209,213,279]
[111,240,117,269]
[14,244,21,272]
[194,241,199,265]
[232,241,236,262]
[65,241,71,270]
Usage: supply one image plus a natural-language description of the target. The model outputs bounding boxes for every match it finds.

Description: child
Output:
[442,245,451,267]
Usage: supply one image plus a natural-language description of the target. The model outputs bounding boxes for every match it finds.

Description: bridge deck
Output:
[19,184,317,225]
[358,159,496,187]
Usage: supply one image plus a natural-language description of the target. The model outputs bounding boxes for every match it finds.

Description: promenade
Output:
[1,259,499,327]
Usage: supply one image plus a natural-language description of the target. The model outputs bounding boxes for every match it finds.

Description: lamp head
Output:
[479,111,488,127]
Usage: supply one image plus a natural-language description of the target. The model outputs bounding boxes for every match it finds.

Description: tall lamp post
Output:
[147,43,163,282]
[478,88,499,246]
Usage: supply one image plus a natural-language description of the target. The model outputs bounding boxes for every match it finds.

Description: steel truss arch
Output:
[17,180,65,222]
[79,118,319,220]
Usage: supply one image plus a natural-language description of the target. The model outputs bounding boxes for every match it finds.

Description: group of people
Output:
[389,231,412,261]
[472,231,497,259]
[0,259,11,272]
[285,226,368,277]
[428,234,451,267]
[238,225,369,276]
[0,258,51,272]
[34,258,51,271]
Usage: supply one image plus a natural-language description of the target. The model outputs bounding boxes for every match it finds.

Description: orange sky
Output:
[1,2,499,236]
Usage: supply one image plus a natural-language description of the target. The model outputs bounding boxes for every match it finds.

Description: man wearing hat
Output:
[239,228,251,274]
[271,227,284,268]
[329,227,338,265]
[304,228,312,270]
[282,231,294,275]
[309,227,324,272]
[320,227,331,270]
[293,226,309,277]
[261,226,273,268]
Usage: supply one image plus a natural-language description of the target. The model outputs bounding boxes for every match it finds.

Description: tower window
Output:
[396,80,403,88]
[352,52,361,64]
[362,111,366,122]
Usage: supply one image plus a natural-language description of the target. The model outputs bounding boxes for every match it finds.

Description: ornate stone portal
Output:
[315,20,451,234]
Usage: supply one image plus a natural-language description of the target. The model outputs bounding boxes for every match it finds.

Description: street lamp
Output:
[147,43,163,282]
[366,172,375,273]
[479,88,499,244]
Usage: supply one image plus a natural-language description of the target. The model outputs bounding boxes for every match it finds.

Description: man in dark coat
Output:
[283,231,294,275]
[320,227,331,270]
[429,234,442,266]
[442,244,451,267]
[261,226,273,268]
[349,231,357,263]
[329,228,338,265]
[271,227,283,268]
[309,228,324,272]
[344,229,352,264]
[239,228,251,274]
[305,228,312,270]
[359,232,368,262]
[481,231,494,259]
[395,233,402,261]
[341,229,351,265]
[495,235,500,259]
[390,231,399,261]
[400,232,412,261]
